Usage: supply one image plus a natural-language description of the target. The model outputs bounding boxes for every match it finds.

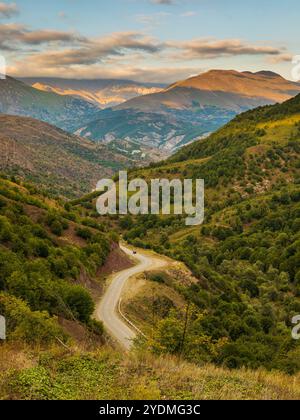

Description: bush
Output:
[76,227,92,241]
[87,319,104,336]
[63,285,95,323]
[0,292,65,344]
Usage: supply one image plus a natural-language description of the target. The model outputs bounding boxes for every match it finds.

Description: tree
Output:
[63,285,94,323]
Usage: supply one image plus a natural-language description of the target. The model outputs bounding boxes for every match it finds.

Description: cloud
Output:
[0,23,86,49]
[8,61,201,84]
[20,30,86,45]
[1,15,290,83]
[268,53,293,63]
[0,2,19,18]
[0,23,26,50]
[14,32,164,68]
[168,38,284,60]
[135,12,170,27]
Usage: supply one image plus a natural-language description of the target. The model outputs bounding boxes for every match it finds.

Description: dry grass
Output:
[122,273,185,335]
[1,344,299,400]
[123,352,300,400]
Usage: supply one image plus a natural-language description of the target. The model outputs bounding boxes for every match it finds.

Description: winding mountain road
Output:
[95,244,167,350]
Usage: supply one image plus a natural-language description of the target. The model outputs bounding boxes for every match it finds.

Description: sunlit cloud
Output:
[0,10,291,83]
[168,38,284,60]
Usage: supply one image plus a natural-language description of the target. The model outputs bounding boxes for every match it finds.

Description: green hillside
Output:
[108,94,300,372]
[0,176,114,346]
[1,346,300,400]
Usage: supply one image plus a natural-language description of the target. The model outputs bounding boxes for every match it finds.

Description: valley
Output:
[1,0,300,403]
[0,68,299,401]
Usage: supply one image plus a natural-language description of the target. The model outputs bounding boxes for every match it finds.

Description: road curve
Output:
[95,244,167,350]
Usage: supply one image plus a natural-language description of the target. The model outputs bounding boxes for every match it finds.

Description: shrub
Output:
[0,292,65,344]
[62,285,95,323]
[75,227,92,241]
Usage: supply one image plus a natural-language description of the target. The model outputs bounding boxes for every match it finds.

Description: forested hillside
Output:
[108,94,300,372]
[0,175,114,345]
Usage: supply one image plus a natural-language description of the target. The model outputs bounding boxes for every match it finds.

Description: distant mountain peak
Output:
[159,69,300,103]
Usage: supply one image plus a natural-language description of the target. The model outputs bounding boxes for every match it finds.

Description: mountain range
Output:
[1,70,300,158]
[20,77,165,108]
[77,70,300,152]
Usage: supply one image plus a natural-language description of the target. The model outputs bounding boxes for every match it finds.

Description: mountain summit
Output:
[117,70,300,112]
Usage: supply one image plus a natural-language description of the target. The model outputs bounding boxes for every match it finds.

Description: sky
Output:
[0,0,299,83]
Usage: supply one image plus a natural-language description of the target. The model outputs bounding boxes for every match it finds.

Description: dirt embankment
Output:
[97,243,134,278]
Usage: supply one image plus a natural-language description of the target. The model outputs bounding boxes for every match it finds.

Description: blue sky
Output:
[0,0,299,82]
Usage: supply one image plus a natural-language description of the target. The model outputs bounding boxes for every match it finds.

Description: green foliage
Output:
[119,94,300,374]
[63,285,95,323]
[0,177,111,343]
[76,227,93,241]
[87,319,104,337]
[0,292,65,344]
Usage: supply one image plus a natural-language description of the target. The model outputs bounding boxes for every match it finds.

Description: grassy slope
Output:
[1,344,300,400]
